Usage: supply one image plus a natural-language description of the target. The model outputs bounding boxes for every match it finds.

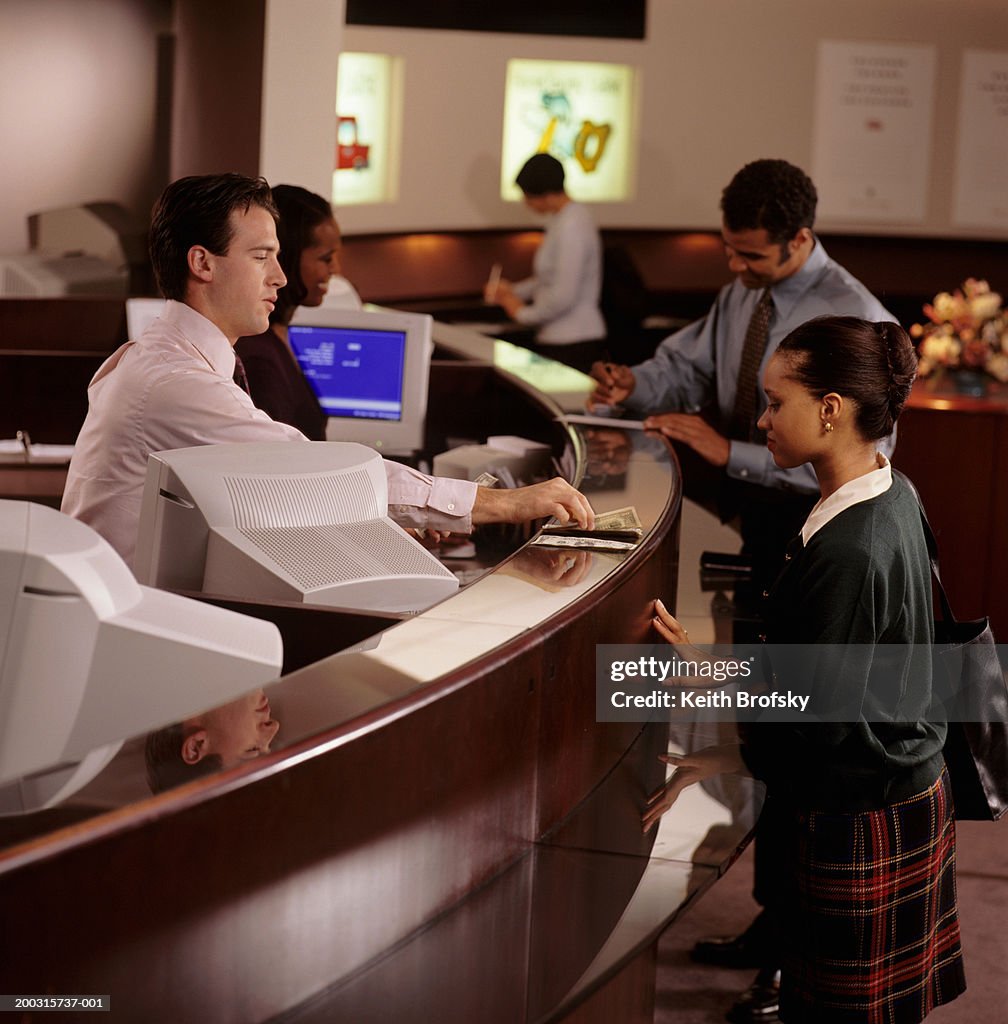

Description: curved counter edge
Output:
[0,323,755,1024]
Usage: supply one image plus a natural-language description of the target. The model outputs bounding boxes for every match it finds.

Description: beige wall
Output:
[0,0,171,253]
[259,0,344,199]
[334,0,1008,239]
[0,1,1005,257]
[0,0,344,256]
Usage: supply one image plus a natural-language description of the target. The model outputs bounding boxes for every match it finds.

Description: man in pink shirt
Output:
[63,173,593,567]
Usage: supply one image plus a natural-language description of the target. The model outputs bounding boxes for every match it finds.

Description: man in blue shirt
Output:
[590,159,896,587]
[591,159,897,1024]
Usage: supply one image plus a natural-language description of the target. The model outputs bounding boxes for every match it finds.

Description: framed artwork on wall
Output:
[500,58,638,203]
[332,52,403,207]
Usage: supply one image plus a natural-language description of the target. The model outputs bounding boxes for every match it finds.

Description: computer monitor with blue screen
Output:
[288,306,434,455]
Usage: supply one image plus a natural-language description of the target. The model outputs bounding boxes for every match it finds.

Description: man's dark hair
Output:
[516,153,565,196]
[271,184,334,321]
[149,173,278,301]
[720,159,817,245]
[777,316,917,441]
[144,723,223,794]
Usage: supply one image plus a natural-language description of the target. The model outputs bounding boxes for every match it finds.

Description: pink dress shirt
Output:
[62,301,476,567]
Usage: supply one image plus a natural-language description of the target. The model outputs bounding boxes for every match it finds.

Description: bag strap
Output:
[894,470,958,626]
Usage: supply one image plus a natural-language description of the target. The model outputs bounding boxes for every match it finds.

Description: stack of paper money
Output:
[590,506,643,536]
[532,505,644,551]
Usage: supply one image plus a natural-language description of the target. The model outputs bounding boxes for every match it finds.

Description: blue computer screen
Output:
[287,324,406,422]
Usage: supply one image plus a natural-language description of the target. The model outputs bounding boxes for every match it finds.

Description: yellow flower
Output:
[912,278,1005,381]
[968,291,1002,320]
[987,353,1008,383]
[927,292,960,322]
[920,333,959,364]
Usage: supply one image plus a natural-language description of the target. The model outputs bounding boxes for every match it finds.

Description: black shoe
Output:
[725,969,780,1024]
[691,914,769,969]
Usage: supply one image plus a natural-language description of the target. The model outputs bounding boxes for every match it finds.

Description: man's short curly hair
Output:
[720,159,817,245]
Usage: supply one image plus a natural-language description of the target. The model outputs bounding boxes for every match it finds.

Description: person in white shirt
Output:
[485,153,606,374]
[62,173,593,567]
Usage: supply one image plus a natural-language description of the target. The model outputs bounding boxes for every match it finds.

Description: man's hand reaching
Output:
[472,477,594,529]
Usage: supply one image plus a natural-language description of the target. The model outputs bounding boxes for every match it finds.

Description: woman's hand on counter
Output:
[642,743,745,833]
[472,477,594,529]
[651,598,721,670]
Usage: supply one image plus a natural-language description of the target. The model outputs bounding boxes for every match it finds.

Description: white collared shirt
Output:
[62,300,476,567]
[800,452,893,546]
[512,201,605,344]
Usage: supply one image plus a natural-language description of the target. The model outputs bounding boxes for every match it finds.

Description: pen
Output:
[486,262,502,301]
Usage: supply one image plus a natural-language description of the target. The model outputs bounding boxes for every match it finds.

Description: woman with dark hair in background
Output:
[645,316,966,1023]
[235,184,350,440]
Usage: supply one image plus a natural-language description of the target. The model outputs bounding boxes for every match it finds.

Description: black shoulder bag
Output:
[907,476,1008,820]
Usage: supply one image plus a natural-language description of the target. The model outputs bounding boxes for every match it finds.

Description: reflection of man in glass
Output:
[582,427,632,491]
[502,546,593,591]
[144,689,279,793]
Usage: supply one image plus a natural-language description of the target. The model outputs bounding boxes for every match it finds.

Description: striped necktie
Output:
[729,289,773,441]
[232,351,251,395]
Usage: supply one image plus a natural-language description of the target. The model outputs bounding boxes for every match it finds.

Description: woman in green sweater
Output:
[645,316,965,1023]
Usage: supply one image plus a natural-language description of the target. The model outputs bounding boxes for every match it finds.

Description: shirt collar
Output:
[159,299,237,377]
[801,451,893,545]
[767,236,829,321]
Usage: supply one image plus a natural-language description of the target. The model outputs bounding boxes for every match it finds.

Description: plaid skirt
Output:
[779,767,966,1024]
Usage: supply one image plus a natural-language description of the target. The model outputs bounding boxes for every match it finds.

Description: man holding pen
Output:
[592,159,897,1024]
[590,159,896,588]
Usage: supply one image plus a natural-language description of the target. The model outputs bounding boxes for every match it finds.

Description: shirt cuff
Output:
[726,440,767,485]
[387,467,477,534]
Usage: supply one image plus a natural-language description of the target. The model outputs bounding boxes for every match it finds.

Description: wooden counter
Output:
[896,376,1008,636]
[0,315,759,1022]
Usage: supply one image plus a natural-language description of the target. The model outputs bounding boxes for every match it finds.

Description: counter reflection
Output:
[0,419,674,854]
[144,689,280,794]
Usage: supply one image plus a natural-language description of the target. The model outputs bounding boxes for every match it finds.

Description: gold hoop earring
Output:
[823,421,834,433]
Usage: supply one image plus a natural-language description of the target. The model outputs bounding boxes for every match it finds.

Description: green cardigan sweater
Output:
[740,473,946,811]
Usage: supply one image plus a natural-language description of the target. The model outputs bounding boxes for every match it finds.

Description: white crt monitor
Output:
[287,306,434,455]
[134,441,459,614]
[0,501,282,786]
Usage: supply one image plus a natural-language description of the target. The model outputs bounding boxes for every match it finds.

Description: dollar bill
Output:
[592,506,643,533]
[530,533,638,552]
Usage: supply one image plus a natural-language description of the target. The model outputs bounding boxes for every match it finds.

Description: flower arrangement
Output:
[910,278,1008,383]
